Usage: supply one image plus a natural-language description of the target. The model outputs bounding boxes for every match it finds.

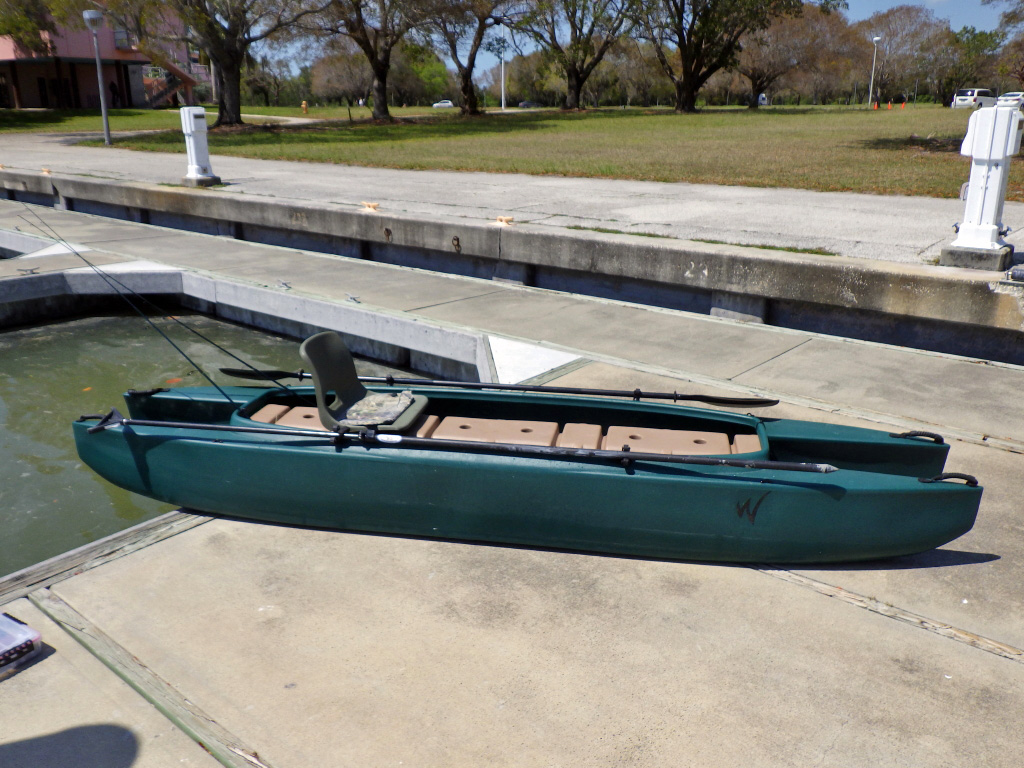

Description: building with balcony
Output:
[0,18,200,110]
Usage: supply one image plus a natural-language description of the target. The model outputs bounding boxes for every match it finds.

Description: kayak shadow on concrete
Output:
[200,511,993,572]
[0,724,138,768]
[795,548,1000,572]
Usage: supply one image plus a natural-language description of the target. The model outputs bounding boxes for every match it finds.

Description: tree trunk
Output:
[371,69,391,120]
[564,69,583,110]
[214,56,244,126]
[674,81,698,113]
[459,69,478,115]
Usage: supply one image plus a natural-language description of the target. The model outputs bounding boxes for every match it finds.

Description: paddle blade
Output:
[683,396,779,407]
[219,368,302,380]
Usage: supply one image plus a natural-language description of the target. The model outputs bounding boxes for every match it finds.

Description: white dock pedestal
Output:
[942,105,1023,270]
[180,107,221,188]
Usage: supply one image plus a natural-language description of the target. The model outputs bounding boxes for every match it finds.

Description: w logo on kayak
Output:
[736,492,771,524]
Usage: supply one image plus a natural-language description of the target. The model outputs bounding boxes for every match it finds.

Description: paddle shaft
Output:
[217,369,778,408]
[81,414,836,474]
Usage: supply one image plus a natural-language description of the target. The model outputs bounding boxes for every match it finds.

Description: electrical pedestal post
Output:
[941,104,1024,271]
[179,107,221,188]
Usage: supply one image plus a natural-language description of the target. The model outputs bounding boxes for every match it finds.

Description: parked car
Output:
[432,99,454,108]
[951,88,996,109]
[997,91,1024,107]
[518,100,541,108]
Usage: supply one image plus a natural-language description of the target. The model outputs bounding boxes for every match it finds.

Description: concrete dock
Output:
[4,128,1024,264]
[2,200,1023,766]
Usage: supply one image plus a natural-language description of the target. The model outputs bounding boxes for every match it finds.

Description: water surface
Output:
[0,314,407,576]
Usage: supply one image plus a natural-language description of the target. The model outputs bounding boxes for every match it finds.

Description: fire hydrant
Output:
[301,100,308,115]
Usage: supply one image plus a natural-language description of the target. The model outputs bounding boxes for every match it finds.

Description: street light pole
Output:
[868,35,881,109]
[83,9,112,145]
[500,20,507,111]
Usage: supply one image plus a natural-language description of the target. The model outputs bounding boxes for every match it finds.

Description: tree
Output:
[388,41,453,105]
[424,0,514,114]
[244,57,294,106]
[604,39,666,106]
[104,0,326,126]
[984,0,1024,30]
[855,5,948,103]
[793,6,861,104]
[634,0,844,113]
[998,33,1024,88]
[482,49,564,105]
[1,0,55,53]
[947,27,1003,93]
[311,39,373,116]
[736,15,810,107]
[913,25,1000,104]
[515,0,636,110]
[310,0,425,120]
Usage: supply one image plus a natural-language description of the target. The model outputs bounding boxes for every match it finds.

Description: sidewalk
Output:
[3,130,1022,264]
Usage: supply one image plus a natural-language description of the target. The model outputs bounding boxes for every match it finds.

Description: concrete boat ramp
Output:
[2,200,1023,767]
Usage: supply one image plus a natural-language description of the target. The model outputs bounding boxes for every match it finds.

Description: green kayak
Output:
[73,336,982,563]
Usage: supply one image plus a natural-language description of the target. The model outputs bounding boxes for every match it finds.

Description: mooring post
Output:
[941,105,1024,270]
[179,107,221,188]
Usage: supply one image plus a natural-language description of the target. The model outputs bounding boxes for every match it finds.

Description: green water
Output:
[0,314,407,577]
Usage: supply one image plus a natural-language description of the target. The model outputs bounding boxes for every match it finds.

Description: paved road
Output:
[4,129,1023,264]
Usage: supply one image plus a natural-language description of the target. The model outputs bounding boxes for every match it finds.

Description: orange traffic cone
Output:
[887,101,892,109]
[901,102,906,109]
[873,102,878,110]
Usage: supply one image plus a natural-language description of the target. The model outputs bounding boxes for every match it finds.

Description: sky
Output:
[847,0,1005,31]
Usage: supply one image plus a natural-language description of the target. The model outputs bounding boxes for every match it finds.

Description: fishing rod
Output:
[218,368,779,408]
[79,410,834,474]
[16,207,294,401]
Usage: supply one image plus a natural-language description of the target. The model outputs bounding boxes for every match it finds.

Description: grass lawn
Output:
[55,104,1023,200]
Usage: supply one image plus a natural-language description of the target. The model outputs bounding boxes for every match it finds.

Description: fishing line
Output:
[17,207,296,395]
[16,206,293,402]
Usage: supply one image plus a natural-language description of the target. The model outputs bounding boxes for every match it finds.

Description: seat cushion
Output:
[339,390,415,426]
[432,417,558,447]
[249,404,291,424]
[731,433,763,454]
[274,406,331,431]
[603,426,731,456]
[557,423,603,450]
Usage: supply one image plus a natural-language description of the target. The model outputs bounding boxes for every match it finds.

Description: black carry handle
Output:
[918,473,979,487]
[889,431,945,445]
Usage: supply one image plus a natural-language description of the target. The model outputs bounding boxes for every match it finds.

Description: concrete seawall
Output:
[5,168,1024,364]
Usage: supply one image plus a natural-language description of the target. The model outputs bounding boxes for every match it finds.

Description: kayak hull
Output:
[73,386,982,564]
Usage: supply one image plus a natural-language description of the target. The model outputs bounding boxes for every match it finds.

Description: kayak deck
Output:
[248,402,765,456]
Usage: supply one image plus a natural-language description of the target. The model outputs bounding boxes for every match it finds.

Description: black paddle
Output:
[80,411,834,473]
[218,368,779,408]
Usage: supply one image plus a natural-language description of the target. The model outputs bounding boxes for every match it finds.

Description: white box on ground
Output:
[951,105,1024,251]
[179,107,220,187]
[0,612,42,678]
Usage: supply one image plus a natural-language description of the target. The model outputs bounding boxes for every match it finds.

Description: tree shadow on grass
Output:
[854,134,963,153]
[0,108,157,132]
[114,111,565,150]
